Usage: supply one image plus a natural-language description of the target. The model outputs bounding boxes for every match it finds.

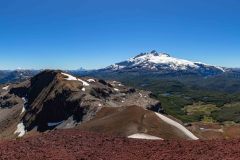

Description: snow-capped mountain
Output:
[103,50,226,76]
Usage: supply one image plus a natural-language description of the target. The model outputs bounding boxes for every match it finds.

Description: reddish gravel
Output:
[0,129,240,160]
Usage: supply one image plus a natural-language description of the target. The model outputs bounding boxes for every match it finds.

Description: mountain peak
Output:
[159,53,171,57]
[4,69,162,135]
[150,50,159,55]
[134,50,170,59]
[104,50,225,75]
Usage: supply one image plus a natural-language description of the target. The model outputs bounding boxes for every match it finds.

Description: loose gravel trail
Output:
[0,129,240,160]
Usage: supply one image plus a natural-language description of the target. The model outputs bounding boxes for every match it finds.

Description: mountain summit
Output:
[134,51,170,59]
[103,50,225,76]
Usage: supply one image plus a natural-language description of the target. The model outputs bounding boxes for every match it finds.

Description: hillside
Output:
[1,52,240,139]
[0,70,198,140]
[73,51,240,126]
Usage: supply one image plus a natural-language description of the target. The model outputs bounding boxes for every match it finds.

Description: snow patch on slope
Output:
[2,85,9,90]
[128,133,163,140]
[194,62,226,72]
[21,107,26,115]
[14,122,26,137]
[106,64,126,70]
[21,97,27,115]
[87,79,95,83]
[215,66,226,72]
[61,73,89,86]
[77,78,89,86]
[62,73,78,81]
[155,113,199,140]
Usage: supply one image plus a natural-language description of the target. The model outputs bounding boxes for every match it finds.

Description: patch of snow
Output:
[151,66,157,70]
[82,87,86,92]
[139,93,143,97]
[98,104,102,107]
[155,113,199,140]
[77,78,90,86]
[21,97,27,115]
[61,73,89,86]
[121,100,125,103]
[22,97,27,104]
[215,66,226,72]
[2,85,9,90]
[87,79,95,83]
[21,106,26,115]
[200,127,224,133]
[195,62,225,72]
[128,133,163,140]
[114,88,119,91]
[107,64,126,70]
[62,73,78,81]
[118,84,124,86]
[14,122,26,137]
[47,121,63,127]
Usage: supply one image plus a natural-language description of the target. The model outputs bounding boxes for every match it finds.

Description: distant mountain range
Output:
[1,52,240,140]
[0,70,40,84]
[0,50,239,84]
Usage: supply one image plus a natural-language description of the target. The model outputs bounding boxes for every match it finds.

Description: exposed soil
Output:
[78,106,194,140]
[0,129,240,160]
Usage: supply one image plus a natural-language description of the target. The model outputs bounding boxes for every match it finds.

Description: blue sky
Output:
[0,0,240,70]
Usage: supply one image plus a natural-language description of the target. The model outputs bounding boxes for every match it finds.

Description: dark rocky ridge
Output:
[2,70,162,135]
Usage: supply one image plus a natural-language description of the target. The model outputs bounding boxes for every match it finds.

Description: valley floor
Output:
[0,129,240,160]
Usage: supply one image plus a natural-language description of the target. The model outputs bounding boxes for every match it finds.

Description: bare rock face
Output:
[9,80,30,98]
[1,70,162,135]
[0,94,20,108]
